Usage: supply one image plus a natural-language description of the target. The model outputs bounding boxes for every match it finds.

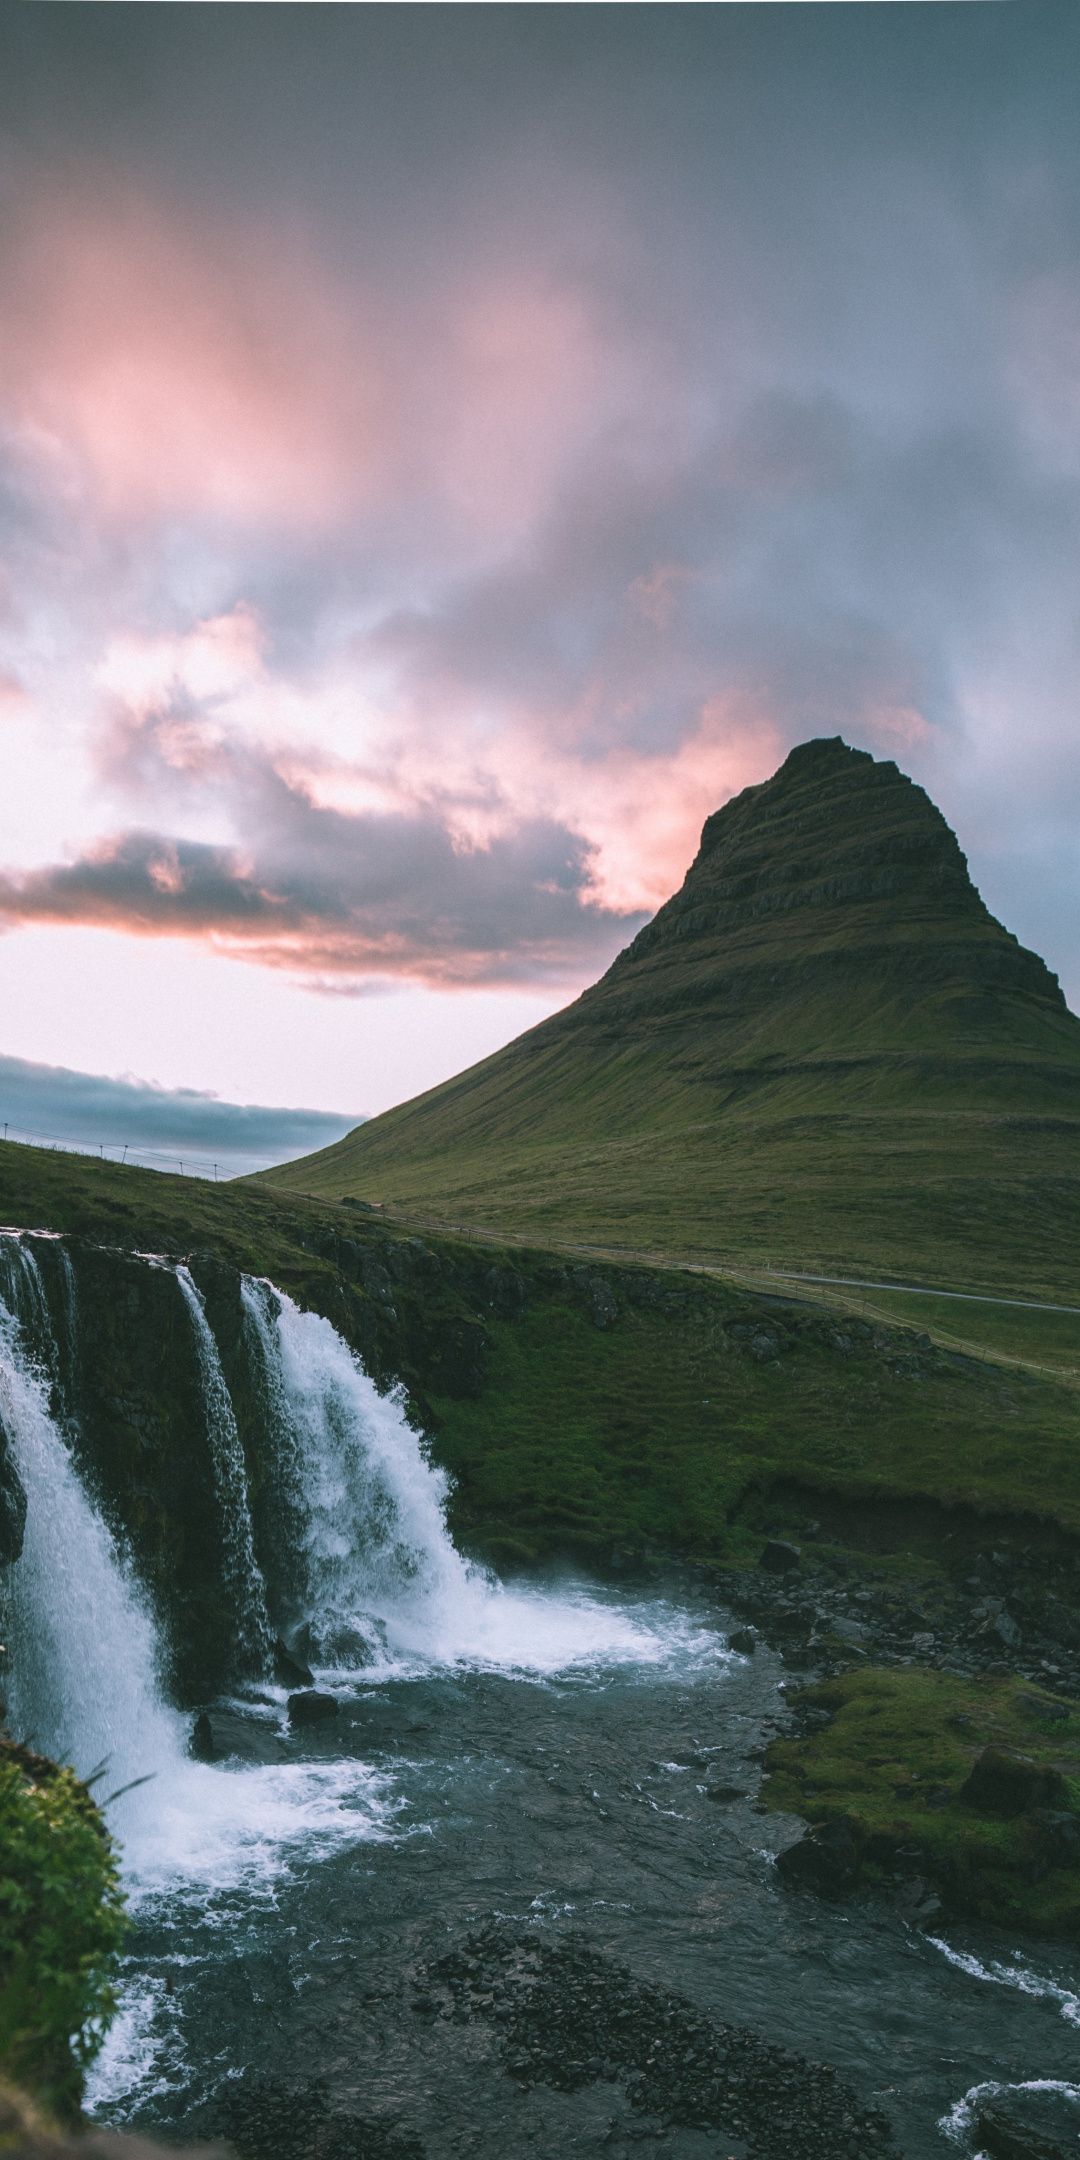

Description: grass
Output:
[800,1285,1080,1381]
[261,742,1080,1305]
[763,1667,1080,1934]
[2,1139,1079,1566]
[418,1268,1080,1567]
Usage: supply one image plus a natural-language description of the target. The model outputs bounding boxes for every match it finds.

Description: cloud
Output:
[0,1052,359,1176]
[0,693,645,988]
[1,2,1079,1030]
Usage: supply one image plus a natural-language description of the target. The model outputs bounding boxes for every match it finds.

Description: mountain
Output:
[261,739,1080,1298]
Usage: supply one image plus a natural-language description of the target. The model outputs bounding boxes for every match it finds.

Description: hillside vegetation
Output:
[260,739,1080,1303]
[0,1143,1078,1579]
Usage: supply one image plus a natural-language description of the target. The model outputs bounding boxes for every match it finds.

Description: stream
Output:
[1,1232,1078,2159]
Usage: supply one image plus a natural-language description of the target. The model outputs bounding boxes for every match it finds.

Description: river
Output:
[0,1232,1077,2159]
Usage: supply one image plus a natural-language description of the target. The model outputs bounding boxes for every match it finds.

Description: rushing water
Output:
[2,1233,1079,2160]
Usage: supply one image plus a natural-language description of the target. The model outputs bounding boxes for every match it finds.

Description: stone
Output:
[1023,1808,1080,1871]
[273,1636,314,1689]
[959,1747,1066,1819]
[976,2091,1079,2160]
[728,1626,757,1655]
[189,1711,216,1762]
[0,1447,26,1563]
[287,1689,340,1727]
[759,1540,801,1574]
[776,1816,861,1894]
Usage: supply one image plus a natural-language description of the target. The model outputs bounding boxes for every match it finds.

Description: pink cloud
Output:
[0,188,390,529]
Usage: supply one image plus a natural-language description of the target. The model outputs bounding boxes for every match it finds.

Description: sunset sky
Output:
[1,4,1078,1157]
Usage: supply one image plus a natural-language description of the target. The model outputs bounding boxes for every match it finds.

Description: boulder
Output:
[287,1689,340,1727]
[776,1815,861,1894]
[959,1747,1066,1819]
[189,1712,216,1762]
[728,1626,757,1655]
[759,1539,801,1574]
[273,1637,314,1689]
[0,1446,26,1563]
[1022,1808,1080,1873]
[976,2091,1079,2160]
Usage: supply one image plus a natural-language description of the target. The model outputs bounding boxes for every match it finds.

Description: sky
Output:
[0,3,1078,1158]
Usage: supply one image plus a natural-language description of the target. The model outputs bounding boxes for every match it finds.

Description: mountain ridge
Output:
[260,739,1080,1299]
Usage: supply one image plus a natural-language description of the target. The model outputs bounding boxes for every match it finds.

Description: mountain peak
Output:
[612,735,1061,1011]
[266,736,1080,1297]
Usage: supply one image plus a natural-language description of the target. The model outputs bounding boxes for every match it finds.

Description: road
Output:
[764,1269,1080,1317]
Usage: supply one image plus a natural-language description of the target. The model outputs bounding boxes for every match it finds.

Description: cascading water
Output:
[0,1236,185,1824]
[174,1265,274,1676]
[0,1235,396,1893]
[241,1276,709,1676]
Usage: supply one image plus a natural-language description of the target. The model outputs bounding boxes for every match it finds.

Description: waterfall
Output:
[0,1239,187,1827]
[241,1278,479,1670]
[1,1235,719,1891]
[237,1282,694,1677]
[174,1266,274,1676]
[0,1236,395,1893]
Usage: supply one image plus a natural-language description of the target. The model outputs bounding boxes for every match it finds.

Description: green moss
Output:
[763,1668,1080,1934]
[0,1742,127,2117]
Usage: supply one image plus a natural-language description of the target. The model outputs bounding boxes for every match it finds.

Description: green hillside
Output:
[261,739,1080,1302]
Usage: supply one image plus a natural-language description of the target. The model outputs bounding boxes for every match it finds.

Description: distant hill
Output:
[260,739,1080,1299]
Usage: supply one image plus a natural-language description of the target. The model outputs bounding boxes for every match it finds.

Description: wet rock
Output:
[776,1816,862,1895]
[728,1626,757,1655]
[959,1747,1067,1819]
[287,1689,339,1727]
[423,1921,898,2158]
[976,2091,1079,2160]
[759,1540,801,1575]
[0,1444,26,1562]
[570,1269,618,1329]
[1023,1808,1080,1872]
[360,1254,396,1312]
[890,1875,943,1926]
[704,1783,748,1804]
[189,1711,216,1762]
[272,1636,314,1689]
[483,1265,527,1318]
[291,1618,384,1669]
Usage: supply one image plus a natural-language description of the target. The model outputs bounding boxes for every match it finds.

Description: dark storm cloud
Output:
[0,1051,359,1175]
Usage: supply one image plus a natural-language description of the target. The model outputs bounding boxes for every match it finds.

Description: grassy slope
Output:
[1,1143,1079,1570]
[262,740,1080,1303]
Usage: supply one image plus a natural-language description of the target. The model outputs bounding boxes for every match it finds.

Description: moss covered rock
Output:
[0,1738,127,2118]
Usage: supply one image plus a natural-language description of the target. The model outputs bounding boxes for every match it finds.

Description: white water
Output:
[940,2075,1080,2148]
[928,1936,1080,2028]
[243,1278,724,1681]
[2,1240,723,1907]
[175,1265,274,1674]
[0,1241,399,1895]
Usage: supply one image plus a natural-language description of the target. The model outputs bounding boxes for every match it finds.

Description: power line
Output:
[0,1121,276,1178]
